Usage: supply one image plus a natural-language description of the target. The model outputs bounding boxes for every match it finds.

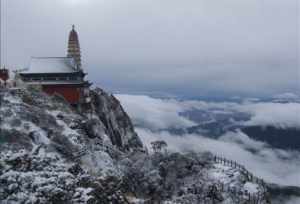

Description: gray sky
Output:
[2,0,299,98]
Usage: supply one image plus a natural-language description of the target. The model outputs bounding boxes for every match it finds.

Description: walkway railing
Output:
[214,156,266,186]
[213,155,269,204]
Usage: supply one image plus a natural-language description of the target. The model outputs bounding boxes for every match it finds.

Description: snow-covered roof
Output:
[21,57,79,74]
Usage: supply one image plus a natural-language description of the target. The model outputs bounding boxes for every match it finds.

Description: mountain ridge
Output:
[0,87,270,203]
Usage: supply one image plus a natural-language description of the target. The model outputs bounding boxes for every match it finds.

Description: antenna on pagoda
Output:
[0,0,2,69]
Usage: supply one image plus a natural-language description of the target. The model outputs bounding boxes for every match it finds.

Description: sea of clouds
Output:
[117,94,300,188]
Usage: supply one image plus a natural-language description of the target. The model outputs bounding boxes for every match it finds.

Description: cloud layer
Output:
[117,94,300,187]
[137,128,300,187]
[240,103,300,129]
[117,94,300,130]
[117,94,195,130]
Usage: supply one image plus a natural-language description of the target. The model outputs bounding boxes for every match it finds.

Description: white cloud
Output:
[116,94,196,130]
[239,103,300,129]
[273,93,300,101]
[118,94,300,129]
[137,128,300,187]
[117,94,300,187]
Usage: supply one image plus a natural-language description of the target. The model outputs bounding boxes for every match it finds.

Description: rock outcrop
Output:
[0,87,142,203]
[90,88,143,151]
[0,87,269,204]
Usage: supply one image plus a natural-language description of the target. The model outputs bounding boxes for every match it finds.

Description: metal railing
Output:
[213,155,269,204]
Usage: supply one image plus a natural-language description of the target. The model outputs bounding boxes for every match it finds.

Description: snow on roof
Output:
[22,57,79,74]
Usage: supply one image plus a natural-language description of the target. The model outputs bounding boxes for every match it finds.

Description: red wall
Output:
[42,85,82,104]
[0,70,9,81]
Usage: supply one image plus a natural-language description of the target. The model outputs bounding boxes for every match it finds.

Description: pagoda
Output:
[20,25,91,105]
[68,25,82,68]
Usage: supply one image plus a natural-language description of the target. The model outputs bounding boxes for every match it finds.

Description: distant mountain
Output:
[163,100,300,150]
[267,184,300,204]
[241,126,300,150]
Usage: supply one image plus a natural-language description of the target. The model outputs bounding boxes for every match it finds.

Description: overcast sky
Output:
[2,0,299,98]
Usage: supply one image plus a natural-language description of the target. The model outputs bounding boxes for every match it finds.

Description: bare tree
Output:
[151,140,168,153]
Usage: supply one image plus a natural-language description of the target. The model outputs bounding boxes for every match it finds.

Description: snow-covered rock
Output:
[0,87,270,203]
[0,87,141,203]
[122,151,269,204]
[90,88,143,151]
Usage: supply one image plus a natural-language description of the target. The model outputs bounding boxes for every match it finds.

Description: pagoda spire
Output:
[67,25,81,69]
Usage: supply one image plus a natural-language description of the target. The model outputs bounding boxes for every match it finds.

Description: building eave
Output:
[24,81,88,86]
[19,71,83,76]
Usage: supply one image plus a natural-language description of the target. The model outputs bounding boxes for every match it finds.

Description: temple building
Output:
[20,25,91,105]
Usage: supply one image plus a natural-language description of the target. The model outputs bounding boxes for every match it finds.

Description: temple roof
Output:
[21,57,79,74]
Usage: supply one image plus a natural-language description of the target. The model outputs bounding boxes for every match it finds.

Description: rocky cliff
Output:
[0,87,269,204]
[89,88,143,151]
